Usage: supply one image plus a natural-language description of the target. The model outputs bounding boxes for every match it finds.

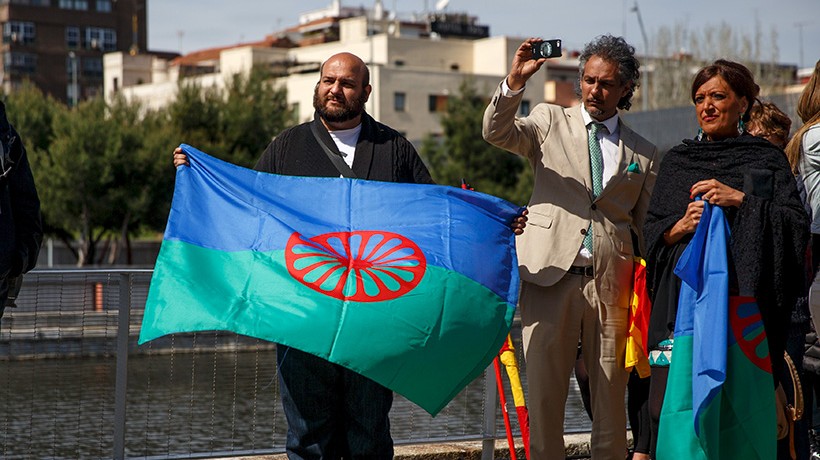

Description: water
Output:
[0,343,592,459]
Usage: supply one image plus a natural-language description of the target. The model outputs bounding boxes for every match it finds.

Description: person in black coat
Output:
[643,60,810,457]
[0,101,42,318]
[171,52,525,460]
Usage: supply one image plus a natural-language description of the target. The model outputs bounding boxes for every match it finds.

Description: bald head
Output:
[313,52,372,130]
[320,53,370,88]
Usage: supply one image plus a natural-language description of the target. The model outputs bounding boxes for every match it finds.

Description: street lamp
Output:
[68,51,78,107]
[630,1,649,111]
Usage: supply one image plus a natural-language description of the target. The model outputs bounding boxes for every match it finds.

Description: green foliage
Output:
[168,67,293,167]
[4,81,58,152]
[421,80,530,205]
[34,97,140,264]
[6,66,293,265]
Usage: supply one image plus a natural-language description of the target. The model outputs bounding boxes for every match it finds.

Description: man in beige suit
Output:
[483,35,659,459]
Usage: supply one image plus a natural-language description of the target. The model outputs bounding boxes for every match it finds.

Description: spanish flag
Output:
[626,257,651,377]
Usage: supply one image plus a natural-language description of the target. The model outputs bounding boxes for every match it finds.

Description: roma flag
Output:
[138,145,523,416]
[656,201,775,459]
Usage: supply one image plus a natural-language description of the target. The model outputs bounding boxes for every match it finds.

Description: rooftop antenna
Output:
[176,29,184,54]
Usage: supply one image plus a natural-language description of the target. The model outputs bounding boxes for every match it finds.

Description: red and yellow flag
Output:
[626,257,651,378]
[499,335,530,458]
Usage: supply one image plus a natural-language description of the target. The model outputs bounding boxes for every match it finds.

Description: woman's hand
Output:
[664,200,704,245]
[173,147,189,168]
[689,179,745,208]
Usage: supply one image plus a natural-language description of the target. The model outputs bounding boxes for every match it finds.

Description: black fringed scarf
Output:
[643,134,809,369]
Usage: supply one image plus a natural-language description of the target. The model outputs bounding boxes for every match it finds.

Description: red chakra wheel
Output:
[285,230,427,302]
[729,296,771,373]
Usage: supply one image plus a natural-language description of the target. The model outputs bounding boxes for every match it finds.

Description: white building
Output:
[104,6,580,144]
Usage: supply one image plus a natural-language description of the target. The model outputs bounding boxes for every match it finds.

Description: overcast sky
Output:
[148,0,819,69]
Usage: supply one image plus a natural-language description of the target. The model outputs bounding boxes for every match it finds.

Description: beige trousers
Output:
[521,273,630,460]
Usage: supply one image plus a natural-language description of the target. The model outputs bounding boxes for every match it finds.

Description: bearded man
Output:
[174,52,523,459]
[175,52,433,460]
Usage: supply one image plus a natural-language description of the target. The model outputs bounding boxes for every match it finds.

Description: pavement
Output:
[222,432,593,459]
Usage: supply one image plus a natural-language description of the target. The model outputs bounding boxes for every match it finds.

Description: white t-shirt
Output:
[328,124,362,170]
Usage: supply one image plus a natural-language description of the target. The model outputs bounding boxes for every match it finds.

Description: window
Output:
[95,0,111,12]
[82,56,102,78]
[8,0,50,4]
[518,100,531,116]
[3,21,35,44]
[4,52,36,74]
[66,26,79,48]
[428,94,448,113]
[66,82,79,105]
[85,27,116,51]
[59,0,87,9]
[394,92,406,112]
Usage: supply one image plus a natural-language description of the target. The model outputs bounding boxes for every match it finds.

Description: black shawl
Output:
[643,134,809,371]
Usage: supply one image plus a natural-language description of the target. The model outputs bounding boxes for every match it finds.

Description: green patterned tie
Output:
[583,122,604,252]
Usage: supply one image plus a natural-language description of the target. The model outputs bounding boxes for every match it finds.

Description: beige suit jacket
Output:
[483,83,660,307]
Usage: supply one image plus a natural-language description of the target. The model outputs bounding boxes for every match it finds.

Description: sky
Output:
[148,0,820,69]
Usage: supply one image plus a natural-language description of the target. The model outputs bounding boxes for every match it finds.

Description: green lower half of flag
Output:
[657,336,775,460]
[140,240,515,415]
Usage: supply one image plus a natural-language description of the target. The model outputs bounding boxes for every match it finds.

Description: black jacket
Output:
[643,134,809,373]
[254,112,433,184]
[0,102,42,312]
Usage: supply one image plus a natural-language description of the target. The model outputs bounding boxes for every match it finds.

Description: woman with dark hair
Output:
[642,59,810,457]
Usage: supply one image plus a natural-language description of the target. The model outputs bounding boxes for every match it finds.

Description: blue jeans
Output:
[277,345,393,460]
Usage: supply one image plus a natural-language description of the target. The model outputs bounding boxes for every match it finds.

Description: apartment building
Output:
[0,0,148,104]
[104,5,580,144]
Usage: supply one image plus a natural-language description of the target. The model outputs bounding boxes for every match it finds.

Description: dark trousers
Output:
[277,345,393,460]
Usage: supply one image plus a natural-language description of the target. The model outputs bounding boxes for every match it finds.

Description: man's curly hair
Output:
[575,34,641,111]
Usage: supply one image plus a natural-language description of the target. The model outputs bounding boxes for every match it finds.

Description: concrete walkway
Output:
[221,432,593,459]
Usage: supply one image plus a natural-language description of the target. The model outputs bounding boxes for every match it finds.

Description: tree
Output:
[167,67,293,167]
[4,80,57,153]
[34,97,129,265]
[219,67,295,167]
[421,79,529,205]
[6,68,295,266]
[100,96,175,264]
[4,82,76,248]
[638,21,790,111]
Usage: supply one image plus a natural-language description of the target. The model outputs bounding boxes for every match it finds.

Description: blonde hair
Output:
[786,60,820,172]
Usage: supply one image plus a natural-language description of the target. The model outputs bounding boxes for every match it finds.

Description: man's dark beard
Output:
[313,90,367,123]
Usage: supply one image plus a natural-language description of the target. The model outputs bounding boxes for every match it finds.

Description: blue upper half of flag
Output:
[674,201,730,436]
[167,144,523,305]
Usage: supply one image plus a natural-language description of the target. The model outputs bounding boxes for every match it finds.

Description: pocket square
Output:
[627,162,642,173]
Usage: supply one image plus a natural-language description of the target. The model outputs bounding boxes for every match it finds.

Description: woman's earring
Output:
[738,117,745,135]
[696,127,704,141]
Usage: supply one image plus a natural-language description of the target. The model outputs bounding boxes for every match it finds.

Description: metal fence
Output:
[0,269,593,460]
